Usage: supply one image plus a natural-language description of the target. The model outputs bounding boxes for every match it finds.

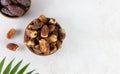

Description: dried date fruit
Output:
[49,25,55,32]
[29,19,43,30]
[27,40,35,47]
[39,39,49,53]
[24,15,66,56]
[0,0,31,18]
[59,29,66,41]
[33,45,42,54]
[39,15,48,23]
[17,0,30,6]
[24,33,30,44]
[49,18,56,25]
[7,43,19,51]
[41,25,49,38]
[25,29,37,38]
[56,40,62,49]
[7,5,25,16]
[49,34,57,42]
[6,28,16,39]
[1,7,15,16]
[1,0,11,6]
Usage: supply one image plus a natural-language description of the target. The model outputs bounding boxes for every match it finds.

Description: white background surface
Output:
[0,0,120,74]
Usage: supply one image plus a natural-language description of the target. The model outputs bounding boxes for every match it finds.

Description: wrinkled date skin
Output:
[0,0,31,18]
[24,15,66,56]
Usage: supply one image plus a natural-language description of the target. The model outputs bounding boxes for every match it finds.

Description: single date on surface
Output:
[7,43,19,51]
[6,28,16,39]
[24,15,66,56]
[0,0,31,18]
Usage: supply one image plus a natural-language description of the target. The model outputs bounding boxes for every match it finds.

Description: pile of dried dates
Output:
[0,0,31,17]
[24,15,66,56]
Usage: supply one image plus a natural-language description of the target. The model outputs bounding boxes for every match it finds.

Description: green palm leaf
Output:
[3,58,15,74]
[26,69,35,74]
[0,57,6,74]
[0,57,37,74]
[10,60,23,74]
[17,63,30,74]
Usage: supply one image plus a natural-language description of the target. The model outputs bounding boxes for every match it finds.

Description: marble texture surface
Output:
[0,0,120,74]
